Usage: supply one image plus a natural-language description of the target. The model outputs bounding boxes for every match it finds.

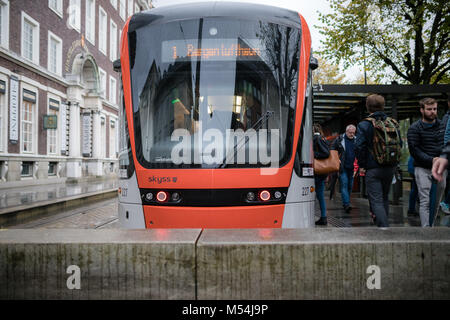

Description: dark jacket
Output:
[355,111,402,170]
[332,133,357,172]
[407,118,445,169]
[313,133,330,159]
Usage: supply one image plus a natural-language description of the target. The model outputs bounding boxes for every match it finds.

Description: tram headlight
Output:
[247,192,256,201]
[259,190,271,202]
[274,191,282,199]
[172,192,180,201]
[145,192,153,201]
[156,191,168,202]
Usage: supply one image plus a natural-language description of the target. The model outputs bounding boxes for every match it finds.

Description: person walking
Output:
[408,97,446,227]
[355,94,402,228]
[332,125,357,213]
[313,124,329,226]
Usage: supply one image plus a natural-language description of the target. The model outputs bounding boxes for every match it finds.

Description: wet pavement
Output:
[317,190,430,228]
[0,178,118,213]
[2,177,449,229]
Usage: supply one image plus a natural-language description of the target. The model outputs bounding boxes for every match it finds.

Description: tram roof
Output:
[130,2,303,32]
[313,84,450,125]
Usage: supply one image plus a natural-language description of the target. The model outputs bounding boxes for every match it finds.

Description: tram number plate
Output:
[302,187,309,196]
[302,167,314,176]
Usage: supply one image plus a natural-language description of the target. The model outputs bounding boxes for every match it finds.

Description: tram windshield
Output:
[129,18,301,168]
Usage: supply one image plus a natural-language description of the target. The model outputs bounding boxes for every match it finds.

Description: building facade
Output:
[0,0,151,187]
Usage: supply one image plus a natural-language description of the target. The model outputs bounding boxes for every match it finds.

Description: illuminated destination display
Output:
[162,39,264,62]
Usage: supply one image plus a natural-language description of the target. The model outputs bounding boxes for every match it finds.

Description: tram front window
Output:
[129,17,301,168]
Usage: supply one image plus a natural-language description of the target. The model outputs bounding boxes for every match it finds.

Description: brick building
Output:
[0,0,152,188]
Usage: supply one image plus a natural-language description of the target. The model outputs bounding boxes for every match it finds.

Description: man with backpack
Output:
[408,97,446,227]
[355,94,402,228]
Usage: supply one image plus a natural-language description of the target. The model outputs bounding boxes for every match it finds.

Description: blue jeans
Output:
[315,175,327,218]
[339,169,354,207]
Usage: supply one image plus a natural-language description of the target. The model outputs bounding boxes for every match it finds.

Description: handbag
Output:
[314,149,340,175]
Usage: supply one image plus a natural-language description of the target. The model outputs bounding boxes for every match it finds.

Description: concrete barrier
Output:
[197,228,450,300]
[0,229,200,299]
[0,228,449,299]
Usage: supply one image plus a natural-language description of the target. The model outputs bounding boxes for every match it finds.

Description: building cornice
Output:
[0,46,69,88]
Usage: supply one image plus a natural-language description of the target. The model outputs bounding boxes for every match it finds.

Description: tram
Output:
[116,2,318,228]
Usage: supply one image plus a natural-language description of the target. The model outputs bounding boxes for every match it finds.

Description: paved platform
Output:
[0,178,118,228]
[317,191,424,228]
[0,178,118,212]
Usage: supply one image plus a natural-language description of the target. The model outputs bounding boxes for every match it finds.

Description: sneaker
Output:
[315,217,327,226]
[439,202,450,214]
[344,204,352,213]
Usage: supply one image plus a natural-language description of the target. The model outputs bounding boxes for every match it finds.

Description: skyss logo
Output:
[149,176,178,184]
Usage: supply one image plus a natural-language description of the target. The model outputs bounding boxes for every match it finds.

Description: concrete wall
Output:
[0,228,449,300]
[0,229,200,299]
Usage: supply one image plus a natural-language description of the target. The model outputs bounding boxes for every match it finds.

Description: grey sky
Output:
[151,0,332,50]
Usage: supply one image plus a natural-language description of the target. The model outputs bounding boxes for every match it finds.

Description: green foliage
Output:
[317,0,450,84]
[312,56,347,84]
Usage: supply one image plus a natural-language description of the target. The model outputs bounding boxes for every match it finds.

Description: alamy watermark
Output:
[66,265,81,290]
[366,265,381,290]
[170,125,280,175]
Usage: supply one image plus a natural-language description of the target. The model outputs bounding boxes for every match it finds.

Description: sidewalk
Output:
[317,190,424,227]
[0,178,118,227]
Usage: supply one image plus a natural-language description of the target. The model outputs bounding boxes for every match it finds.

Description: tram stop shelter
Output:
[312,84,450,204]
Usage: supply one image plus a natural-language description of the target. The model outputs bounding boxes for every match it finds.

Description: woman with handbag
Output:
[313,124,330,226]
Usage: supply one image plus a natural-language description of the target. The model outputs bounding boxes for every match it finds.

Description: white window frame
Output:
[47,97,60,155]
[98,67,107,98]
[109,20,117,61]
[110,0,117,10]
[48,0,63,18]
[20,86,38,154]
[119,0,125,20]
[127,0,133,18]
[98,6,107,55]
[109,76,117,105]
[68,0,81,33]
[85,0,96,45]
[47,31,63,76]
[0,0,10,49]
[21,12,40,65]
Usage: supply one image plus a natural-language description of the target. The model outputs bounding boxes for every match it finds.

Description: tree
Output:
[351,73,379,84]
[317,0,450,84]
[312,56,347,84]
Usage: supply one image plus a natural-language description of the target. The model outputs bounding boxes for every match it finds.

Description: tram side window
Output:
[118,81,134,178]
[301,71,314,164]
[294,70,314,176]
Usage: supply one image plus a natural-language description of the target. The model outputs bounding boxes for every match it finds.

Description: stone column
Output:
[66,101,82,178]
[89,110,102,176]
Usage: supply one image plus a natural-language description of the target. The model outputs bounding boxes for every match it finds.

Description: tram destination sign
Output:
[162,39,264,63]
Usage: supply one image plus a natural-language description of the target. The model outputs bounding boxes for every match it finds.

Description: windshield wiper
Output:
[218,110,274,168]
